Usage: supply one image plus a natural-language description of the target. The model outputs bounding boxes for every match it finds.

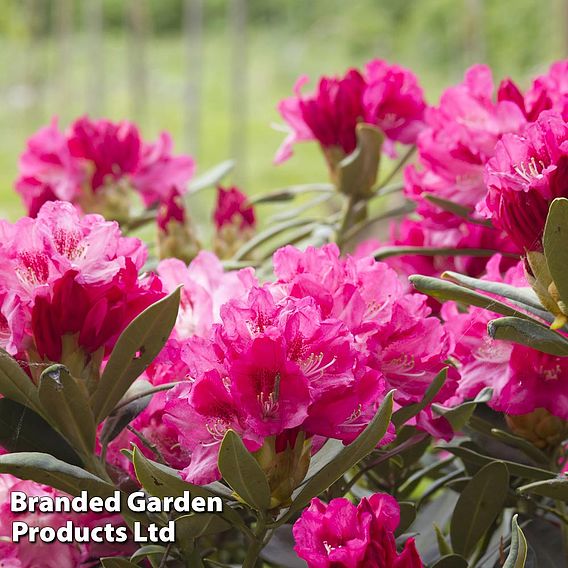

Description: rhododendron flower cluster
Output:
[482,111,568,252]
[16,116,195,219]
[163,244,455,485]
[293,493,423,568]
[275,59,425,165]
[0,201,161,370]
[442,255,568,420]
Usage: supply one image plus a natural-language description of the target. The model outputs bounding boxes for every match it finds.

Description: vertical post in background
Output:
[184,0,204,158]
[126,0,149,123]
[463,0,485,66]
[85,0,104,117]
[229,0,248,184]
[54,0,73,116]
[23,0,46,128]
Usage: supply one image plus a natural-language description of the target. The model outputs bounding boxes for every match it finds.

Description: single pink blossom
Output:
[293,494,423,568]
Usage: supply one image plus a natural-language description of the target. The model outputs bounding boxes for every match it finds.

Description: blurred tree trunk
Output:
[229,0,248,185]
[54,0,73,115]
[184,0,204,157]
[85,0,104,117]
[127,0,149,122]
[23,0,46,127]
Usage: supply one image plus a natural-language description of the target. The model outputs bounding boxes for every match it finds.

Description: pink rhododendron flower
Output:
[213,185,256,230]
[498,59,568,122]
[275,60,425,164]
[405,65,526,224]
[132,132,195,206]
[273,244,457,405]
[482,111,568,251]
[275,70,366,164]
[67,116,141,190]
[16,116,195,218]
[0,474,130,567]
[31,262,163,361]
[0,201,147,356]
[363,59,425,155]
[157,251,256,338]
[293,493,423,568]
[15,118,84,217]
[443,255,568,419]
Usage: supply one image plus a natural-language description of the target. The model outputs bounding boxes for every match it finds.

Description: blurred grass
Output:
[0,0,565,221]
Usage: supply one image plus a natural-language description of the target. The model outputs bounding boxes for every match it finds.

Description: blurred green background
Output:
[0,0,565,219]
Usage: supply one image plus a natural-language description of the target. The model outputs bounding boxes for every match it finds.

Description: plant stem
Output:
[242,516,268,568]
[558,500,568,564]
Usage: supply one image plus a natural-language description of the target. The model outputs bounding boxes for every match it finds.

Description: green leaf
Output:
[38,365,96,457]
[442,444,555,481]
[132,447,242,527]
[518,477,568,501]
[336,123,383,198]
[424,194,473,219]
[450,461,509,557]
[175,513,231,538]
[393,367,447,427]
[101,559,140,568]
[409,275,533,320]
[286,390,394,517]
[489,428,549,465]
[0,398,82,465]
[232,217,316,261]
[188,159,235,194]
[0,348,41,413]
[379,248,517,261]
[434,522,453,556]
[488,316,568,356]
[130,545,168,563]
[249,183,334,204]
[442,271,545,313]
[0,451,115,497]
[503,515,528,568]
[100,380,154,447]
[432,387,493,430]
[543,197,568,309]
[91,287,181,422]
[395,502,416,537]
[218,430,271,511]
[431,555,469,568]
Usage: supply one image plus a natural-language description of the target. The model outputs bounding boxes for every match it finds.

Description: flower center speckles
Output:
[16,251,50,286]
[514,156,546,183]
[539,364,562,381]
[53,228,85,260]
[365,299,385,319]
[300,352,337,379]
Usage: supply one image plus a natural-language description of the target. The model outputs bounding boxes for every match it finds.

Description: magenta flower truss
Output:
[482,111,568,252]
[274,59,424,164]
[15,116,195,217]
[293,493,423,568]
[163,244,455,484]
[0,201,159,363]
[443,255,568,419]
